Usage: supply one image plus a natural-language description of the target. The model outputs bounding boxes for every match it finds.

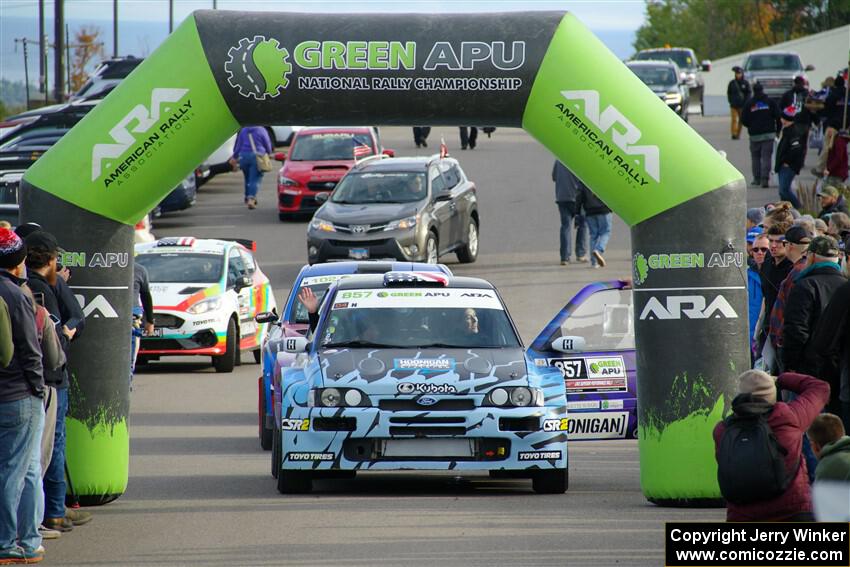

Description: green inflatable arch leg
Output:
[21,10,747,505]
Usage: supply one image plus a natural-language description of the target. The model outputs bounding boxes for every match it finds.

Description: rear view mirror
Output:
[433,191,452,202]
[805,64,815,72]
[551,336,585,353]
[701,60,711,72]
[284,336,310,353]
[274,151,287,162]
[236,275,252,290]
[315,192,330,204]
[255,311,279,324]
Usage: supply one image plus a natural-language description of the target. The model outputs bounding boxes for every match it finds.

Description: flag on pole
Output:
[353,144,372,159]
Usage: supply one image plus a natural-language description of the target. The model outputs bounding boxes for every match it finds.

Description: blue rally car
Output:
[271,272,569,494]
[254,261,452,451]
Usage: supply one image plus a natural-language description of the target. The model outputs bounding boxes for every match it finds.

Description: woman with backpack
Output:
[714,370,829,521]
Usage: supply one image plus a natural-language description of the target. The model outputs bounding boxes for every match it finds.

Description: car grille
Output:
[328,238,391,248]
[154,314,184,328]
[389,426,467,437]
[307,181,337,191]
[760,78,793,90]
[378,399,476,411]
[142,330,218,350]
[279,193,295,207]
[334,223,389,234]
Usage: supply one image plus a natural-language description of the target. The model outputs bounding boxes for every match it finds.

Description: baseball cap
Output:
[818,185,840,198]
[807,235,841,257]
[24,230,60,255]
[746,226,764,243]
[13,222,42,239]
[733,66,743,73]
[784,225,812,245]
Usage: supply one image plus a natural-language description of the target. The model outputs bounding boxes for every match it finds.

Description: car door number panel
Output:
[547,356,628,393]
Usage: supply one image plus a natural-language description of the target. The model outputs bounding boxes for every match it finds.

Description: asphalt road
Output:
[45,118,812,566]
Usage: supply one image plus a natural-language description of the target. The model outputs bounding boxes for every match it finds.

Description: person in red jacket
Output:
[713,370,830,521]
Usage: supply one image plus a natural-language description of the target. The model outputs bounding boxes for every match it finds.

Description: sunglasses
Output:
[752,247,769,253]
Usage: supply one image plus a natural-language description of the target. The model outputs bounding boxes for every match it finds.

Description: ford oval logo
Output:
[417,396,438,406]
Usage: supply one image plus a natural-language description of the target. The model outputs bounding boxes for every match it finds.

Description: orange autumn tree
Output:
[70,26,104,93]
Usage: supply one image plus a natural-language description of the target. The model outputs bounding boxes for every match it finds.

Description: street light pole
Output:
[113,0,118,58]
[169,0,173,33]
[14,38,32,110]
[54,0,65,102]
[38,0,45,94]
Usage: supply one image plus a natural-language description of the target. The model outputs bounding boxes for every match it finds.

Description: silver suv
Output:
[634,47,710,114]
[306,155,479,265]
[742,51,814,102]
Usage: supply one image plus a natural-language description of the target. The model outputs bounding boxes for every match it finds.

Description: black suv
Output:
[306,155,479,265]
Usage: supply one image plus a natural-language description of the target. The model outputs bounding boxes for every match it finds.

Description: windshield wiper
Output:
[323,340,397,349]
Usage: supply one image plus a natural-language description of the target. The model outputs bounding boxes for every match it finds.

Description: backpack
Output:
[717,397,798,505]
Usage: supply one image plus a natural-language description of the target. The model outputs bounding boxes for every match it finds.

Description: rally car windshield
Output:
[331,172,428,204]
[319,288,520,349]
[136,253,224,284]
[289,133,374,161]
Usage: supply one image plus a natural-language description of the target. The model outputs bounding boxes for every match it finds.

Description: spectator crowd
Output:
[0,222,92,564]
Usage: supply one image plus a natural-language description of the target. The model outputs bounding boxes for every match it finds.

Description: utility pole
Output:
[38,0,45,94]
[66,23,71,97]
[168,0,173,33]
[54,0,65,103]
[113,0,118,58]
[13,38,33,110]
[212,0,217,8]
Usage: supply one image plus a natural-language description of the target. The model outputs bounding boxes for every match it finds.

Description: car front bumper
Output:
[139,310,228,356]
[279,405,568,472]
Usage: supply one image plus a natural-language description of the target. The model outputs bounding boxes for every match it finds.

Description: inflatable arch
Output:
[21,10,748,505]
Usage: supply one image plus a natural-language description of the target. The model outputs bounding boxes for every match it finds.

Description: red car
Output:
[275,127,393,220]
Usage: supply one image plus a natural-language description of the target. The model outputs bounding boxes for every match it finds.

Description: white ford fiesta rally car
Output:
[135,237,276,372]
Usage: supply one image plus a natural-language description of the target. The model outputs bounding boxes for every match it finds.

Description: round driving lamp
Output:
[509,387,532,407]
[320,388,341,407]
[489,388,509,406]
[344,389,362,407]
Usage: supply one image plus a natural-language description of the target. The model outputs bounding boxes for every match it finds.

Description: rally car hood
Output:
[319,201,422,225]
[316,347,529,395]
[148,282,220,310]
[283,159,351,182]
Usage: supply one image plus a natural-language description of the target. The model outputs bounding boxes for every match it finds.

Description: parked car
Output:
[633,47,710,114]
[626,60,690,121]
[152,174,197,217]
[70,56,144,101]
[276,126,392,220]
[306,154,479,264]
[0,100,98,144]
[742,51,814,102]
[268,126,303,147]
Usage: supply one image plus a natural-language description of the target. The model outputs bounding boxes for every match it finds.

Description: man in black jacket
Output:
[781,236,847,376]
[24,230,91,533]
[813,76,850,176]
[741,83,779,187]
[775,105,806,209]
[575,183,612,268]
[727,66,751,139]
[0,228,45,563]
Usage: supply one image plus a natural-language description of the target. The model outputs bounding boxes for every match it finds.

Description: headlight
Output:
[310,218,336,232]
[279,175,300,187]
[186,296,223,315]
[665,92,682,104]
[308,388,369,407]
[385,215,418,231]
[485,387,543,407]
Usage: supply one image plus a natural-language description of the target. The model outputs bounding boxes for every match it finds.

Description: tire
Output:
[212,318,237,373]
[279,213,290,222]
[271,426,281,478]
[532,468,568,494]
[259,379,272,451]
[253,349,262,364]
[277,469,312,494]
[424,232,438,264]
[455,219,479,263]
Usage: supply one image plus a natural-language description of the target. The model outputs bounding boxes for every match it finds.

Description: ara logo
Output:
[639,295,738,320]
[91,88,190,182]
[560,90,660,183]
[74,294,119,319]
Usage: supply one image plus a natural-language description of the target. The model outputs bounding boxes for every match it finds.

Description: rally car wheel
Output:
[271,427,281,478]
[425,233,438,264]
[259,381,273,451]
[212,319,237,373]
[253,349,262,364]
[456,219,479,263]
[277,469,312,494]
[532,468,568,494]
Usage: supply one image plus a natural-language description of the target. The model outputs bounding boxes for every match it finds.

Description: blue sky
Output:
[1,0,647,84]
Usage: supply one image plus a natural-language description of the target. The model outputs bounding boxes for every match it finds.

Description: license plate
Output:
[382,439,474,458]
[146,328,163,337]
[349,248,369,259]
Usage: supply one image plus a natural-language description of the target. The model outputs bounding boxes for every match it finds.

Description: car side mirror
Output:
[551,336,585,353]
[236,275,252,291]
[701,60,711,72]
[433,191,452,202]
[284,336,310,353]
[382,149,395,157]
[274,151,287,162]
[315,192,330,204]
[255,311,279,324]
[805,64,815,72]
